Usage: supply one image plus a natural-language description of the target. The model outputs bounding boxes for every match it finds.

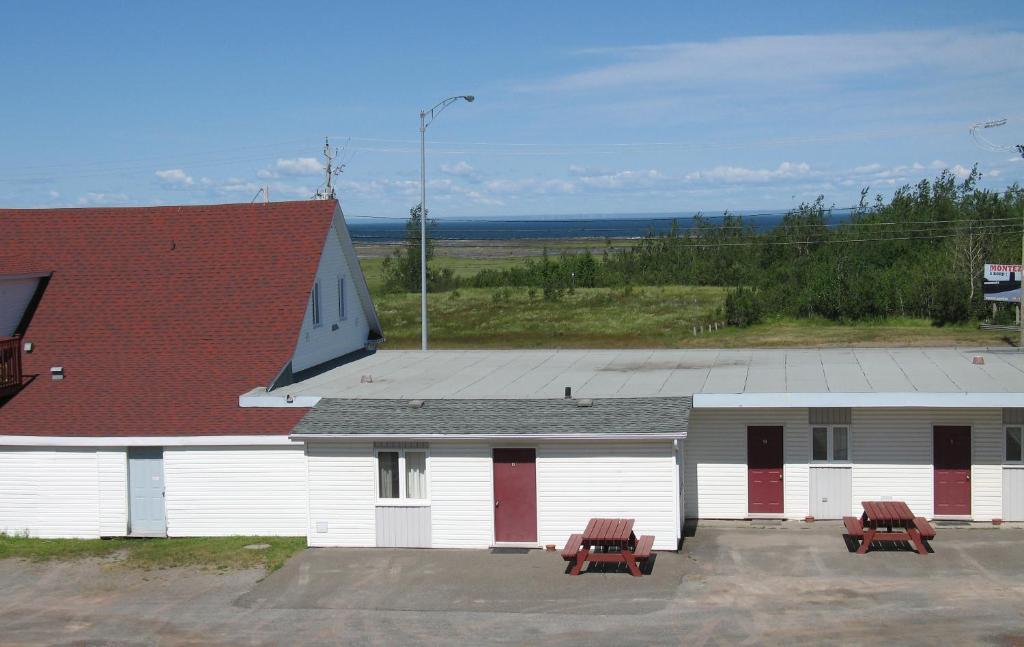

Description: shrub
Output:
[928,277,970,325]
[725,287,765,327]
[491,287,512,304]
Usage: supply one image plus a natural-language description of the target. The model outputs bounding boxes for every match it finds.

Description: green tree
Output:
[381,204,455,292]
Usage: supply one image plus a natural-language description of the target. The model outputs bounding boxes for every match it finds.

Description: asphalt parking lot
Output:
[3,523,1024,646]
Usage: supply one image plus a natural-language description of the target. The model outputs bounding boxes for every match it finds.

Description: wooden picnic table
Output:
[844,501,935,555]
[562,518,655,577]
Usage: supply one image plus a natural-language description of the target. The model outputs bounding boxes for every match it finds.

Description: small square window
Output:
[833,427,849,461]
[812,427,828,461]
[1007,427,1023,463]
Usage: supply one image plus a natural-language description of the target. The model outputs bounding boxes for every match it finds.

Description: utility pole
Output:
[314,136,344,200]
[969,119,1024,348]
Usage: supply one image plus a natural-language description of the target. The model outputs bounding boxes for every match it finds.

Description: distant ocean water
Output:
[347,212,790,243]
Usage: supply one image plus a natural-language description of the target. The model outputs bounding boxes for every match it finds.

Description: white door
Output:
[129,447,166,536]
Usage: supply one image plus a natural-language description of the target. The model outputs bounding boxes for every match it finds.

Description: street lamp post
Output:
[419,94,474,351]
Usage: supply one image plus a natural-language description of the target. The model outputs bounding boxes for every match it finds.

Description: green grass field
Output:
[0,533,305,572]
[359,249,1013,349]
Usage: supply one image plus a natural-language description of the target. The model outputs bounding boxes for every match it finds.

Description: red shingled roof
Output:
[0,200,338,436]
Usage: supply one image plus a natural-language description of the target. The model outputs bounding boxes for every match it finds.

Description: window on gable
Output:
[311,280,321,327]
[811,425,850,463]
[1007,426,1023,463]
[337,276,346,320]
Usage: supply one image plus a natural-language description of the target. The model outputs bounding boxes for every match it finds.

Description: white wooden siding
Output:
[291,212,371,372]
[305,441,376,547]
[0,448,102,538]
[536,442,677,551]
[429,443,493,548]
[852,409,1002,520]
[163,446,307,536]
[97,449,128,536]
[687,407,1004,521]
[684,409,807,519]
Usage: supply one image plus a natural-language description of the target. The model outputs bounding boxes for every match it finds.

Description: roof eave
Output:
[693,392,1024,408]
[290,432,685,441]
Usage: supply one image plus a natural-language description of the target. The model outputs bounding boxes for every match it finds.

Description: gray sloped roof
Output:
[291,397,691,439]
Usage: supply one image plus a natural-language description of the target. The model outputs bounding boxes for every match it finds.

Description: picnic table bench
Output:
[561,518,655,577]
[843,501,934,555]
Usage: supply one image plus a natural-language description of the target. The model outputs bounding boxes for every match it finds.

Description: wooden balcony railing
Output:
[0,336,22,393]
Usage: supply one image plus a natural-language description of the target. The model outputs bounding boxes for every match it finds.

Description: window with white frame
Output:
[311,280,322,327]
[376,448,428,502]
[1006,425,1023,463]
[337,276,346,320]
[811,425,850,462]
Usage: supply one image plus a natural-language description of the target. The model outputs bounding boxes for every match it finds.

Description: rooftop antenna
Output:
[314,136,345,200]
[969,118,1024,158]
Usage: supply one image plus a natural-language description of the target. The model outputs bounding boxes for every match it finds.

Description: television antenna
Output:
[969,118,1024,158]
[314,136,346,200]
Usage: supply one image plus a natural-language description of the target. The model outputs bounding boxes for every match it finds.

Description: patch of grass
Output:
[375,285,729,348]
[372,284,1012,349]
[0,533,305,572]
[0,533,124,561]
[359,255,520,293]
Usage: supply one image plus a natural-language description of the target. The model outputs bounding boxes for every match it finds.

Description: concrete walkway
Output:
[2,524,1024,645]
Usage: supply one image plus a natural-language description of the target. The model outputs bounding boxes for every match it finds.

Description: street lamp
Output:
[419,94,474,351]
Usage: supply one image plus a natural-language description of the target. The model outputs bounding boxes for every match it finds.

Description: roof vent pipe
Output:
[564,386,571,399]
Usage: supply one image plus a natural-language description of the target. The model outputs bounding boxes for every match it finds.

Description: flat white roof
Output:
[240,347,1024,407]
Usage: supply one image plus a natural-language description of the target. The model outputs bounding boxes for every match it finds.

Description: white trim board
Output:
[239,391,321,408]
[693,393,1024,409]
[0,435,294,447]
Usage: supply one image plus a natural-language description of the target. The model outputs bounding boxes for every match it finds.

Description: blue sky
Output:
[2,1,1023,217]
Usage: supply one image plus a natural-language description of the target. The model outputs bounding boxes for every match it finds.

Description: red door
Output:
[748,426,784,515]
[493,448,537,542]
[934,426,971,516]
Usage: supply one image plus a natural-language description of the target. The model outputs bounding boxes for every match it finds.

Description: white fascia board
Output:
[292,433,685,441]
[692,392,1024,409]
[0,435,295,447]
[239,392,321,408]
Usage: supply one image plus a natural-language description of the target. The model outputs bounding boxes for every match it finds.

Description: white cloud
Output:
[77,192,129,206]
[531,30,1024,92]
[950,164,974,179]
[684,162,813,184]
[155,168,194,187]
[258,157,322,179]
[440,161,478,180]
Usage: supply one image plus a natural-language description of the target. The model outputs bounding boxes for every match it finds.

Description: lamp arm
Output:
[423,96,468,129]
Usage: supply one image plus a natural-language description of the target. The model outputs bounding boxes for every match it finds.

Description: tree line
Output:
[383,169,1024,325]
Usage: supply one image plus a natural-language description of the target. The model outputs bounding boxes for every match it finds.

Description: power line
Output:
[353,223,1023,246]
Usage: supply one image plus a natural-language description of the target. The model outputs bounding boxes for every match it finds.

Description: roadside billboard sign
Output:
[983,263,1021,302]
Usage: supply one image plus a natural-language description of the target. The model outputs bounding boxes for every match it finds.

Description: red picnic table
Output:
[560,518,655,577]
[843,501,936,555]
